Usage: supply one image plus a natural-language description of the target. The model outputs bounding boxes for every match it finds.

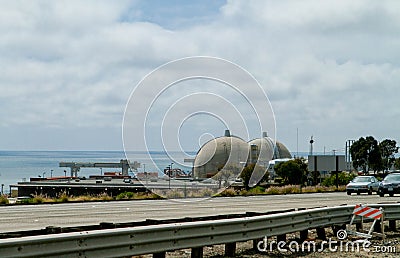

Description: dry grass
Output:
[217,188,237,197]
[3,184,347,205]
[0,195,9,204]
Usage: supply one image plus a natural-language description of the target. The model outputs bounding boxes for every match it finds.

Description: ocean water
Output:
[0,150,195,194]
[0,150,319,194]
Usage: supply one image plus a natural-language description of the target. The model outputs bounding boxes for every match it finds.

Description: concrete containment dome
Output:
[193,130,292,179]
[274,141,292,159]
[248,137,275,164]
[193,130,249,179]
[248,132,292,163]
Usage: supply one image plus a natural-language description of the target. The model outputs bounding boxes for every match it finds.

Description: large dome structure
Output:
[193,131,292,179]
[193,130,249,179]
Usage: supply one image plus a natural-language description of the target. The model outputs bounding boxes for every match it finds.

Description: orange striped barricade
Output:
[346,204,385,241]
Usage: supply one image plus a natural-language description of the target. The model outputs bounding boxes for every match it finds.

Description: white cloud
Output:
[0,0,399,151]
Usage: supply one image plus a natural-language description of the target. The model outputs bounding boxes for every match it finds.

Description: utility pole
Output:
[296,128,299,158]
[309,136,314,156]
[143,164,147,185]
[345,139,355,171]
[167,165,171,189]
[332,149,339,189]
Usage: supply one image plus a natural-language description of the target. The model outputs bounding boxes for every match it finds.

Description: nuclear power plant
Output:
[193,130,292,178]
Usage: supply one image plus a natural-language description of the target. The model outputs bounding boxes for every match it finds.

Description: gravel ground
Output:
[132,221,399,258]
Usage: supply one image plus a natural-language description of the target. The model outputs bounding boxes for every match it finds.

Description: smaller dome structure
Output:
[274,141,292,159]
[248,132,292,164]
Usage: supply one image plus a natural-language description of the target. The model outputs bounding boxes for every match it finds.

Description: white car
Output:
[346,176,380,195]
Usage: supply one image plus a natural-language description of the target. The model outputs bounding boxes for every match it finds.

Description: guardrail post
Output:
[332,224,346,236]
[225,242,236,256]
[191,247,203,258]
[388,220,397,231]
[153,251,166,258]
[277,234,286,242]
[316,227,326,240]
[300,230,308,242]
[253,238,263,251]
[45,226,62,234]
[356,222,363,232]
[374,220,382,233]
[100,222,115,229]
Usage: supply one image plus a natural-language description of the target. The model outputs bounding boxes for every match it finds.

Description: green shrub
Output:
[31,195,45,204]
[126,192,134,198]
[321,172,356,187]
[17,198,33,204]
[116,192,127,200]
[56,192,69,203]
[247,186,265,195]
[239,189,250,196]
[116,191,153,200]
[237,186,266,196]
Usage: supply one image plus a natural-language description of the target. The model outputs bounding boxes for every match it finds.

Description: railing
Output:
[0,203,399,258]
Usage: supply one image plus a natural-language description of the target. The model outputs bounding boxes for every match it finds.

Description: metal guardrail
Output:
[0,203,399,257]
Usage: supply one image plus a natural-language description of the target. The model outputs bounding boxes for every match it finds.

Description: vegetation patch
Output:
[321,172,356,187]
[1,184,348,205]
[217,188,237,197]
[0,195,9,204]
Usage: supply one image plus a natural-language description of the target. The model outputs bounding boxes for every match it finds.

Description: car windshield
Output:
[385,174,400,181]
[353,177,371,183]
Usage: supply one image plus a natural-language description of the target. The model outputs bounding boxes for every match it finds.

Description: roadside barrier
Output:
[346,203,385,241]
[353,203,383,219]
[0,203,399,258]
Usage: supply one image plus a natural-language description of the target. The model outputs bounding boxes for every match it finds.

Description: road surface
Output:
[0,192,398,233]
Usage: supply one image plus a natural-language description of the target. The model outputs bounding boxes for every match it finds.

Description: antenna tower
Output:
[309,136,314,156]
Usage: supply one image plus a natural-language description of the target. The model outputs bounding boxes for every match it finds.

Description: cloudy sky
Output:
[1,0,399,153]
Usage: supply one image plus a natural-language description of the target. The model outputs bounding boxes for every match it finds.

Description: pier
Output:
[59,159,140,177]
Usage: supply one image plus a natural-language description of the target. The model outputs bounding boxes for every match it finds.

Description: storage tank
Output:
[193,130,249,179]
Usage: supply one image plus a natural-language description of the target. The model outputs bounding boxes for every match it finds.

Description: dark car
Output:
[377,173,400,197]
[346,176,380,195]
